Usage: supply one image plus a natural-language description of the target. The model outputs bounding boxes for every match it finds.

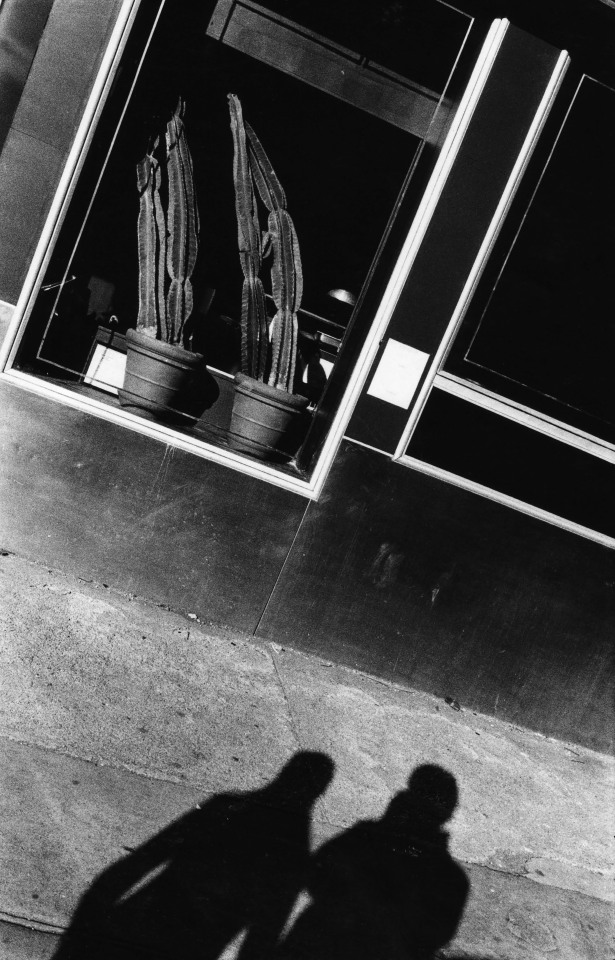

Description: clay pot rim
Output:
[126,327,204,365]
[234,372,309,410]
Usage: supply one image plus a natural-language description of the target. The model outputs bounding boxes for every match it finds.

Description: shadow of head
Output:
[407,764,458,822]
[384,764,459,836]
[268,750,336,808]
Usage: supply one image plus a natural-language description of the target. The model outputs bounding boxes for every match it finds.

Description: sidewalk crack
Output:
[270,648,302,752]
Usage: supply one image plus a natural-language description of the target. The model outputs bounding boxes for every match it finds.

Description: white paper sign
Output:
[84,344,127,395]
[367,339,429,409]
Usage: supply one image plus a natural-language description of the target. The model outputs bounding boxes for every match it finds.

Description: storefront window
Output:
[10,0,470,478]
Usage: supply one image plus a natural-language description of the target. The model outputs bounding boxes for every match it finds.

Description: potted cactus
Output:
[227,94,308,461]
[119,99,204,423]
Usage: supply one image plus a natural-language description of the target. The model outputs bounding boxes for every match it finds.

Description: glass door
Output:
[401,58,615,544]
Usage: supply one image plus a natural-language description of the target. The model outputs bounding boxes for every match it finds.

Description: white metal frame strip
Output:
[393,48,571,460]
[401,454,615,550]
[3,367,321,488]
[308,18,510,497]
[434,371,615,465]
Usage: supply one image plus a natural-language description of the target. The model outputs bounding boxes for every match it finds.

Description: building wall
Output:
[0,0,611,755]
[0,0,55,155]
[258,442,614,754]
[1,378,611,753]
[0,0,124,304]
[0,301,12,343]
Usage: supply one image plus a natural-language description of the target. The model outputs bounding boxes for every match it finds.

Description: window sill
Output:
[1,368,317,496]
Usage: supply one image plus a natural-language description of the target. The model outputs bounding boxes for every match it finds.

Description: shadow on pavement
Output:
[275,764,469,960]
[52,756,470,960]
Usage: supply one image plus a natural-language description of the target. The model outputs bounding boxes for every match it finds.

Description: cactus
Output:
[136,99,199,345]
[228,94,303,393]
[228,94,268,380]
[136,137,166,337]
[165,100,200,344]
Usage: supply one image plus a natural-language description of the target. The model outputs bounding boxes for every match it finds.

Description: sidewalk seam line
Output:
[270,647,303,752]
[252,500,311,637]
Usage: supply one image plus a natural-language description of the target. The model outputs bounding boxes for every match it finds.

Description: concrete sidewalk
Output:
[0,550,612,958]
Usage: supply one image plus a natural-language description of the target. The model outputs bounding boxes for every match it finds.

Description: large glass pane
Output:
[446,76,615,442]
[15,0,469,469]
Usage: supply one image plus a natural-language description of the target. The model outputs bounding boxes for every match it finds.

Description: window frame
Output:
[392,51,615,550]
[437,71,615,458]
[0,0,504,499]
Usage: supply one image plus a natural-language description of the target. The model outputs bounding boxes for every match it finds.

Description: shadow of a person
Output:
[53,751,335,960]
[275,764,469,960]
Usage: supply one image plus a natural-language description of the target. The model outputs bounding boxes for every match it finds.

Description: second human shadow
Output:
[275,763,469,960]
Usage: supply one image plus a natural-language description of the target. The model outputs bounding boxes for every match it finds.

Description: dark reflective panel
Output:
[406,388,615,538]
[449,76,615,441]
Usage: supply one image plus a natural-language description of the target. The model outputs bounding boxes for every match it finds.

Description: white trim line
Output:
[393,48,570,461]
[344,436,395,457]
[435,372,615,466]
[1,369,318,497]
[399,454,615,551]
[307,19,509,497]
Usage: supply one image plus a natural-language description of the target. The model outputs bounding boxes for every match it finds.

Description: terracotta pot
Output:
[230,373,309,461]
[118,329,206,424]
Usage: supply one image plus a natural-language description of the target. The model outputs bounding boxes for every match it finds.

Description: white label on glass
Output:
[84,344,126,394]
[367,339,429,408]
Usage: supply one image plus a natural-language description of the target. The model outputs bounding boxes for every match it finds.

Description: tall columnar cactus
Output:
[228,94,268,381]
[165,100,199,344]
[136,99,199,345]
[228,94,303,393]
[136,137,166,338]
